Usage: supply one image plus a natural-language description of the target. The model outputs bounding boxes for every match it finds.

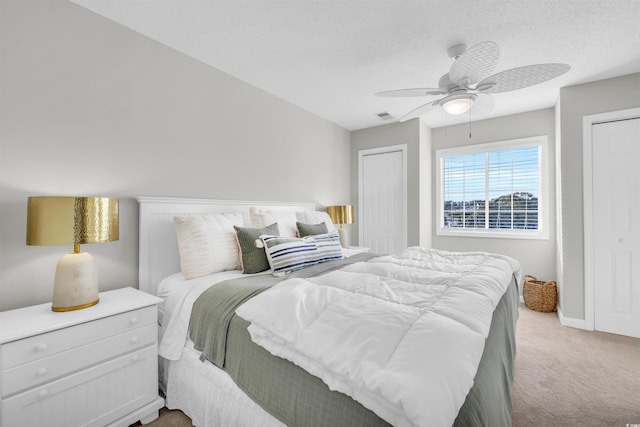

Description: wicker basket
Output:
[523,275,557,312]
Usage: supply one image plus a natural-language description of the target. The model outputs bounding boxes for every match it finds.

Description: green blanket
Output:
[190,274,281,367]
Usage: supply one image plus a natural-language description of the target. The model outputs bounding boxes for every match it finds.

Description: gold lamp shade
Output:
[326,205,354,226]
[27,197,119,246]
[26,197,119,312]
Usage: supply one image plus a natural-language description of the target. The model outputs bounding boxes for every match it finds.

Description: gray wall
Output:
[351,73,640,323]
[350,120,428,248]
[351,110,557,287]
[431,109,557,284]
[419,119,433,249]
[0,0,351,311]
[3,0,638,320]
[557,73,640,320]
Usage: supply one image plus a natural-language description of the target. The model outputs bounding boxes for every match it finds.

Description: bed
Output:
[137,196,521,427]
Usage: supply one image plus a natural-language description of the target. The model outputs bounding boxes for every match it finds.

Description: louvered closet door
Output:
[592,117,640,338]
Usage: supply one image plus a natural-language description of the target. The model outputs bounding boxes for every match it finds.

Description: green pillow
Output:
[296,221,328,237]
[234,222,280,274]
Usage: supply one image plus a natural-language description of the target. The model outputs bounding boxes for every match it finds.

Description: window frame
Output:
[435,135,549,240]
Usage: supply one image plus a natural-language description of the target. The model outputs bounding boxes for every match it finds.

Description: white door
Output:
[358,145,407,254]
[592,117,640,338]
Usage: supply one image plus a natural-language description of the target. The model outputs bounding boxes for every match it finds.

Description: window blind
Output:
[442,145,540,231]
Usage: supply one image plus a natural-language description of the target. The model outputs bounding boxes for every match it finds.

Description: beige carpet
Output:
[137,304,640,426]
[512,303,640,427]
[134,407,193,427]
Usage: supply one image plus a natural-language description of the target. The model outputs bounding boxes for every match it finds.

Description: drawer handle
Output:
[38,389,49,399]
[131,354,140,363]
[37,367,48,377]
[36,343,48,352]
[130,336,139,344]
[130,317,139,325]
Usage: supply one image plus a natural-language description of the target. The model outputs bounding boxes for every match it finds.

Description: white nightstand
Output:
[0,287,164,427]
[342,246,371,258]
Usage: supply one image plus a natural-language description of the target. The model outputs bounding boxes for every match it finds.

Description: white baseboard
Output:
[557,307,589,330]
[520,294,590,330]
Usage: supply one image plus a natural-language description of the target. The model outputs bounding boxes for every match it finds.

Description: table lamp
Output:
[326,205,354,248]
[26,196,119,312]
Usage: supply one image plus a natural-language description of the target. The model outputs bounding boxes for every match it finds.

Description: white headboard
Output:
[137,196,317,296]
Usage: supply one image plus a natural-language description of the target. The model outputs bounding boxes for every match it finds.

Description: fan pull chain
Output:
[444,112,449,136]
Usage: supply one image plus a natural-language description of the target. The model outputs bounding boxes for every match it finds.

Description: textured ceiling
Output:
[71,0,640,130]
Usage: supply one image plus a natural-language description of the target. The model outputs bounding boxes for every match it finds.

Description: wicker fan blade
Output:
[477,63,570,93]
[375,88,444,97]
[469,93,495,116]
[399,100,439,122]
[449,41,499,86]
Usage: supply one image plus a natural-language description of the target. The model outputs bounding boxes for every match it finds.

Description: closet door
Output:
[591,117,640,338]
[358,145,407,254]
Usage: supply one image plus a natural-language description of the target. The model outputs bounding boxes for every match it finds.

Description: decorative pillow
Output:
[249,207,298,237]
[174,213,244,279]
[258,231,343,276]
[234,222,280,274]
[295,211,337,233]
[296,221,328,237]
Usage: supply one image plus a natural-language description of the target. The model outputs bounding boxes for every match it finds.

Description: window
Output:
[436,136,547,239]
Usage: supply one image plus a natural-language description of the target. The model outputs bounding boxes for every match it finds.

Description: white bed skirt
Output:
[165,342,285,427]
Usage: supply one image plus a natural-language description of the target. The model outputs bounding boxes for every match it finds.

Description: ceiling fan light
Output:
[441,94,476,115]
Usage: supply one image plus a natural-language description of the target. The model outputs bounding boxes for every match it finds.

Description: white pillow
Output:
[174,213,243,279]
[296,211,337,233]
[249,207,298,237]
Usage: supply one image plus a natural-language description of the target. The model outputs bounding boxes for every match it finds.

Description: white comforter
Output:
[236,247,520,427]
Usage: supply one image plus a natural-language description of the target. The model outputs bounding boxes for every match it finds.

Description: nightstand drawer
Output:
[1,344,158,427]
[1,306,156,369]
[1,323,156,397]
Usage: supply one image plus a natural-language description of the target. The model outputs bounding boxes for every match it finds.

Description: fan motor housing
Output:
[447,43,467,59]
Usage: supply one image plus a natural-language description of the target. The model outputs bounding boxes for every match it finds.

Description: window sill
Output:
[436,228,549,240]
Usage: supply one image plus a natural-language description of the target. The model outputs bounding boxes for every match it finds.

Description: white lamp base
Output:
[337,226,350,248]
[52,251,99,312]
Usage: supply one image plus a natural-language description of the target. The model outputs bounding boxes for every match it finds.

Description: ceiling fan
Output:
[376,41,570,122]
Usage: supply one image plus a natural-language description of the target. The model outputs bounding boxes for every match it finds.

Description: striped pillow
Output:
[259,232,343,275]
